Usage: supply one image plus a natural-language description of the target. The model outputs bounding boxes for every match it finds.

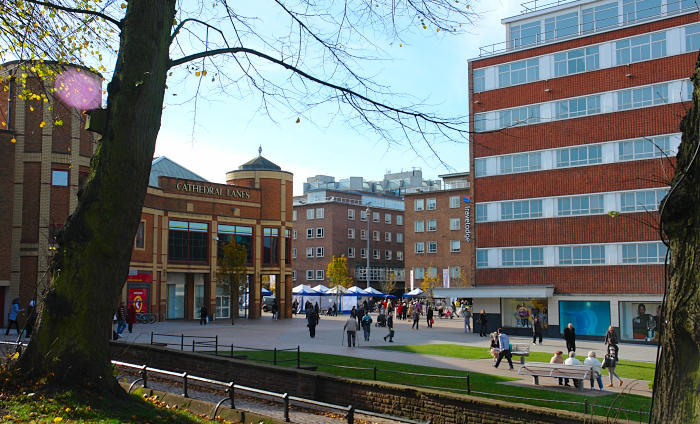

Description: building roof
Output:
[150,156,208,187]
[238,155,282,171]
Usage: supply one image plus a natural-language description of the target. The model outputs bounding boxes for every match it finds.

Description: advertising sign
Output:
[128,287,149,313]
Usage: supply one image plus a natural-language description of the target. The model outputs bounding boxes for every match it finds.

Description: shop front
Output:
[126,271,152,314]
[619,301,663,342]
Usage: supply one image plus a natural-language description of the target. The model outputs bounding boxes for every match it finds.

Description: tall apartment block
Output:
[404,172,474,291]
[466,0,697,341]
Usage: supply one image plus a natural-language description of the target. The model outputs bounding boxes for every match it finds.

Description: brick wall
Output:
[111,343,622,424]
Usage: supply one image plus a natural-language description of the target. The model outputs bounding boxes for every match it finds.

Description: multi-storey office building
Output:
[463,0,696,341]
[404,173,474,291]
[302,169,441,196]
[292,190,405,290]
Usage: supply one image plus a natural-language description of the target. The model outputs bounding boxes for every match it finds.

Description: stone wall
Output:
[110,342,621,424]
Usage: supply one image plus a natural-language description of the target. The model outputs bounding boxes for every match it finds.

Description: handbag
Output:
[430,318,434,325]
[602,355,610,369]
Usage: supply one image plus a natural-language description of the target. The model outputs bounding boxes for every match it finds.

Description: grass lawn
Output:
[372,344,656,381]
[216,349,651,422]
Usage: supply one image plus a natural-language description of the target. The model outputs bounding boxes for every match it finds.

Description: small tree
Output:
[217,239,247,325]
[421,267,441,300]
[383,271,398,296]
[327,255,352,288]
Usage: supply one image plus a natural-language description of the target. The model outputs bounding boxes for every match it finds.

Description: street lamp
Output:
[365,205,371,289]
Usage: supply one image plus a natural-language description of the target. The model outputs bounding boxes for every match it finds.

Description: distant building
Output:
[303,169,440,196]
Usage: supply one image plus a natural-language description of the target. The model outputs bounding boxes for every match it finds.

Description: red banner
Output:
[127,273,153,282]
[128,287,149,313]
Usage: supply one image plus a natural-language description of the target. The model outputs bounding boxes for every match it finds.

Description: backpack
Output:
[362,315,372,327]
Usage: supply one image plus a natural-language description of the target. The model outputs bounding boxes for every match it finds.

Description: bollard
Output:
[181,334,184,351]
[346,405,354,424]
[141,365,148,389]
[230,344,234,358]
[584,400,589,415]
[150,332,153,345]
[467,373,471,395]
[182,372,189,398]
[297,345,300,369]
[274,348,277,365]
[373,366,377,381]
[215,336,218,355]
[283,393,290,422]
[227,381,235,409]
[192,339,195,352]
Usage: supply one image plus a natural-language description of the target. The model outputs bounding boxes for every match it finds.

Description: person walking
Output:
[411,307,420,330]
[426,306,434,328]
[479,309,488,337]
[361,310,373,341]
[493,328,514,370]
[5,298,23,336]
[532,315,543,344]
[115,302,127,335]
[564,323,576,353]
[306,307,319,338]
[344,313,359,347]
[271,300,279,320]
[464,307,472,333]
[127,303,136,333]
[25,300,36,338]
[199,304,209,325]
[604,325,619,357]
[383,311,395,342]
[605,343,623,387]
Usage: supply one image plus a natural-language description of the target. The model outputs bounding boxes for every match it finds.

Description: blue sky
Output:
[154,1,522,194]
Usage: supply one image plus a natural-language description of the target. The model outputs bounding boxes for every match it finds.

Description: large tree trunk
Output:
[652,53,700,422]
[15,0,176,393]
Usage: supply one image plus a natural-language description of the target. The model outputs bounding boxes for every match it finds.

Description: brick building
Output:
[457,0,697,341]
[404,172,474,291]
[292,190,405,291]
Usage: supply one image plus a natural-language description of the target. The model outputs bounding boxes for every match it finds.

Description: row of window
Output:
[414,218,462,232]
[348,248,403,260]
[474,22,699,92]
[476,188,669,222]
[476,242,667,268]
[414,240,462,254]
[413,266,463,280]
[414,196,462,211]
[292,207,406,225]
[474,79,689,132]
[475,134,679,178]
[302,270,325,281]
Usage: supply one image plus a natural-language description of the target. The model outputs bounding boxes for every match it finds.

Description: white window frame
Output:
[348,228,355,239]
[348,247,355,258]
[450,240,461,253]
[385,250,392,260]
[306,247,314,258]
[373,249,380,259]
[385,232,392,242]
[449,196,460,208]
[360,248,368,259]
[396,232,403,243]
[292,247,297,259]
[306,228,314,239]
[316,270,324,280]
[316,227,324,238]
[396,251,403,260]
[396,215,403,225]
[315,208,324,219]
[360,229,368,240]
[414,221,425,233]
[449,218,460,230]
[385,213,391,224]
[415,242,425,254]
[372,212,380,223]
[373,230,380,241]
[427,219,437,232]
[426,198,437,210]
[316,247,324,258]
[306,209,314,220]
[414,199,424,211]
[348,209,355,220]
[428,241,437,254]
[306,270,315,280]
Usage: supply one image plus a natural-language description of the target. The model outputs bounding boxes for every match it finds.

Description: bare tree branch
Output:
[23,0,122,28]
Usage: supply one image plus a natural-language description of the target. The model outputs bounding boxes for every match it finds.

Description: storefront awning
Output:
[432,285,554,299]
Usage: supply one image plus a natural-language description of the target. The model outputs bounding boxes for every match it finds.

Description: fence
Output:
[111,359,430,424]
[149,332,650,420]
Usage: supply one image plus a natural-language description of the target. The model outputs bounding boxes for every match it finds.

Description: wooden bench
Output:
[510,343,531,364]
[517,363,592,391]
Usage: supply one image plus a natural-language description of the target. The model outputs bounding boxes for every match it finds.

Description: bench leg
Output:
[533,376,539,385]
[520,356,525,364]
[578,380,584,392]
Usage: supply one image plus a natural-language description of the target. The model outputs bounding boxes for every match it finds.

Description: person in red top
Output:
[127,303,137,333]
[396,303,403,320]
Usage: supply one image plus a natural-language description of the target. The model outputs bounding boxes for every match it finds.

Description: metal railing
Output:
[111,359,430,424]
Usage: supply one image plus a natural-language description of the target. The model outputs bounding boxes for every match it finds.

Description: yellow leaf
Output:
[399,43,403,47]
[202,70,207,76]
[64,408,71,413]
[29,106,34,111]
[295,117,300,124]
[10,138,16,144]
[53,417,63,423]
[422,25,427,29]
[120,3,126,8]
[195,71,201,77]
[1,121,6,127]
[436,28,440,32]
[39,121,46,128]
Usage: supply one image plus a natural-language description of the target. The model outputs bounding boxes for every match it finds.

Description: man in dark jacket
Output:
[564,323,576,353]
[479,309,488,337]
[306,307,319,338]
[532,316,543,344]
[383,311,395,342]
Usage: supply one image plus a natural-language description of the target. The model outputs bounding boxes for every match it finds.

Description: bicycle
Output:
[135,313,156,324]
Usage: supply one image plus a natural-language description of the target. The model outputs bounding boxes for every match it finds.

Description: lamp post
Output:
[365,205,371,289]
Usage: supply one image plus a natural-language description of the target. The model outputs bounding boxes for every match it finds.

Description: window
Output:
[498,59,539,87]
[557,195,605,216]
[669,0,697,14]
[475,158,487,177]
[134,221,145,249]
[414,221,425,232]
[559,245,605,265]
[396,251,404,260]
[449,266,461,279]
[306,209,314,219]
[306,247,314,258]
[450,240,461,253]
[292,270,296,281]
[360,209,368,221]
[427,219,437,232]
[414,199,424,211]
[373,230,380,241]
[500,152,541,174]
[385,250,392,260]
[348,209,355,220]
[426,198,437,210]
[373,249,380,259]
[348,228,355,239]
[544,12,579,41]
[316,270,324,280]
[52,170,68,186]
[385,232,392,242]
[499,105,540,128]
[168,220,208,262]
[314,208,324,219]
[360,248,367,259]
[616,32,666,64]
[306,228,314,239]
[501,199,543,220]
[316,247,324,258]
[622,0,661,24]
[396,215,403,225]
[316,227,324,238]
[510,21,541,48]
[557,145,602,167]
[292,210,297,221]
[621,189,668,212]
[476,249,488,268]
[617,84,668,110]
[285,229,292,263]
[554,46,599,77]
[414,267,425,279]
[582,2,618,33]
[449,218,460,230]
[619,136,671,160]
[428,241,437,254]
[556,95,600,119]
[373,212,380,223]
[426,267,438,279]
[216,225,253,264]
[473,68,486,92]
[449,196,460,208]
[687,23,700,52]
[622,242,667,263]
[473,113,486,133]
[360,229,367,240]
[502,247,544,266]
[385,213,391,224]
[476,204,487,222]
[292,248,297,259]
[293,229,297,239]
[396,232,404,243]
[415,242,425,254]
[306,270,314,281]
[348,247,355,258]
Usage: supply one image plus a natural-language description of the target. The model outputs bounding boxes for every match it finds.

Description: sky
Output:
[153,1,523,195]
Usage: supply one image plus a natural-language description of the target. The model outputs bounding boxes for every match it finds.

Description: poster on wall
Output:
[619,301,663,342]
[558,301,610,337]
[127,287,149,313]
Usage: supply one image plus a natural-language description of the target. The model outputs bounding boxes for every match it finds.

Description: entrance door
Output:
[194,284,204,319]
[167,284,185,319]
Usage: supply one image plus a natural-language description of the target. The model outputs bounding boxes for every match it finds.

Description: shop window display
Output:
[619,301,662,341]
[559,300,610,336]
[501,298,548,329]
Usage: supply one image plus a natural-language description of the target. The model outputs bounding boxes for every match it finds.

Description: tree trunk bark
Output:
[16,0,176,393]
[652,53,700,423]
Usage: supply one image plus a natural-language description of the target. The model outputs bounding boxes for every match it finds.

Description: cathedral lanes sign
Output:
[176,182,251,199]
